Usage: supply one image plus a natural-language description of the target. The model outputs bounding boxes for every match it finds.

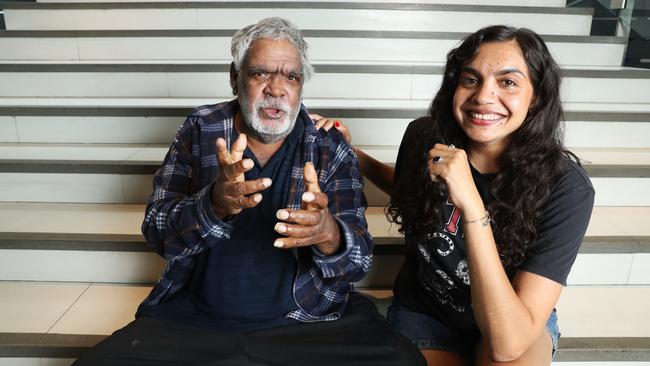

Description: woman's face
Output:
[452,40,535,153]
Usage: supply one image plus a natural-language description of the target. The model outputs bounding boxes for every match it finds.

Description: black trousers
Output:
[73,293,425,366]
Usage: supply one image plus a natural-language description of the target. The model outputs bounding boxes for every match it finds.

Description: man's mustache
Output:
[256,98,291,113]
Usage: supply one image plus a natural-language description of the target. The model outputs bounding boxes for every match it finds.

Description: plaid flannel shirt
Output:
[138,99,373,322]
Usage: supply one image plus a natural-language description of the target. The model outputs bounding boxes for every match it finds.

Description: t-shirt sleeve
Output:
[393,117,430,191]
[518,162,595,286]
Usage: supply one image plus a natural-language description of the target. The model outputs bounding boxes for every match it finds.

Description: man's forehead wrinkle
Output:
[248,62,302,76]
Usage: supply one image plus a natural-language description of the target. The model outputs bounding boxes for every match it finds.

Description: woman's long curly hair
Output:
[387,25,575,271]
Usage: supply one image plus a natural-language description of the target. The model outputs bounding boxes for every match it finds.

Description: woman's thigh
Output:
[388,305,559,366]
[421,349,471,366]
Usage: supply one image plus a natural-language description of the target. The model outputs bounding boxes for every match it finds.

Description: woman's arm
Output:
[310,114,395,195]
[463,221,562,362]
[427,143,565,362]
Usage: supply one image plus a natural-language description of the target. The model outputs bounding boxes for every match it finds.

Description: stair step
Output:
[0,30,626,67]
[32,0,568,7]
[1,64,649,104]
[3,204,647,244]
[3,97,650,113]
[1,3,593,36]
[0,281,648,362]
[1,144,648,176]
[2,98,649,147]
[0,203,648,285]
[0,171,645,207]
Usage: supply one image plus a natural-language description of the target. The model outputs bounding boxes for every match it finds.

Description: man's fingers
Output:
[224,178,272,197]
[273,222,315,238]
[221,158,254,181]
[276,209,321,226]
[230,193,263,210]
[273,236,315,249]
[231,133,247,162]
[303,162,321,193]
[302,191,328,211]
[216,138,233,166]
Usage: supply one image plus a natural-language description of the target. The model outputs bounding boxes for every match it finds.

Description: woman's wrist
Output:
[458,194,487,222]
[463,210,491,226]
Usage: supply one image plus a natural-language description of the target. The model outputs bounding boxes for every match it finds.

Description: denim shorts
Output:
[387,304,560,359]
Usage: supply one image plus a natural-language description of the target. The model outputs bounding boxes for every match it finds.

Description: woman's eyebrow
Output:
[460,66,480,75]
[496,68,526,78]
[461,66,526,78]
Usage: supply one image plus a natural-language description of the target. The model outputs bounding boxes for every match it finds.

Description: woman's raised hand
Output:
[309,113,352,145]
[428,144,483,217]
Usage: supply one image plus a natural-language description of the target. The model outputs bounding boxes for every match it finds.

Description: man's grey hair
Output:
[231,17,314,83]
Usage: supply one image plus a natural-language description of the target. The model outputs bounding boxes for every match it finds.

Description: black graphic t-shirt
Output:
[392,117,595,338]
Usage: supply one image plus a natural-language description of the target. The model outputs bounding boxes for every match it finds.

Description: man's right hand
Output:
[211,134,272,219]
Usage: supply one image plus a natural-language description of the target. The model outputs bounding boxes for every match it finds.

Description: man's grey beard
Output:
[238,79,301,144]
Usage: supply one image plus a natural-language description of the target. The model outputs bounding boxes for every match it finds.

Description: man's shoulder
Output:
[185,100,237,127]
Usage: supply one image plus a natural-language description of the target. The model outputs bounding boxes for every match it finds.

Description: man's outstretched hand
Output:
[273,162,341,255]
[211,134,272,219]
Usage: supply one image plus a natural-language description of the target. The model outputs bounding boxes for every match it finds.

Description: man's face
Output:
[237,38,303,144]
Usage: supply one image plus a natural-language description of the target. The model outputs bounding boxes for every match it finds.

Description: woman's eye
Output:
[461,76,478,85]
[502,79,517,87]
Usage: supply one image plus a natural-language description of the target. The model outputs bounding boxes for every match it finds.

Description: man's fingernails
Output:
[253,194,262,203]
[302,192,315,202]
[273,240,284,248]
[262,178,272,187]
[334,121,341,128]
[276,210,290,220]
[274,223,287,233]
[243,159,253,169]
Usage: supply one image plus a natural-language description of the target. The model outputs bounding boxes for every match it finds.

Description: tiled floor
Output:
[49,284,151,336]
[0,203,144,237]
[557,285,650,337]
[594,206,650,237]
[0,282,89,333]
[574,148,650,165]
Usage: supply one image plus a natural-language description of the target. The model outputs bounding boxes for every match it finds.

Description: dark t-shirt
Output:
[392,117,595,337]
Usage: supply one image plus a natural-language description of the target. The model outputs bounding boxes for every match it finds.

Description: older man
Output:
[73,17,423,366]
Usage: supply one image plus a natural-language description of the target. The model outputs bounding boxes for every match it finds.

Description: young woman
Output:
[313,26,594,365]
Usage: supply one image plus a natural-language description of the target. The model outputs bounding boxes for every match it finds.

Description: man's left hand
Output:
[273,162,341,255]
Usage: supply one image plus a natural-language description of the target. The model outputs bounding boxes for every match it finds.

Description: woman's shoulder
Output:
[407,116,433,130]
[542,155,595,215]
[554,154,595,195]
[401,116,433,143]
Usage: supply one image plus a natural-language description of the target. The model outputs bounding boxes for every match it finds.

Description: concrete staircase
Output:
[0,1,649,365]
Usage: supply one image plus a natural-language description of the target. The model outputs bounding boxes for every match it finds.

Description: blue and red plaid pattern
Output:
[138,99,373,322]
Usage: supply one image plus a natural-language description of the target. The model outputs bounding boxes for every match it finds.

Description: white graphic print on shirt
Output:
[415,199,470,313]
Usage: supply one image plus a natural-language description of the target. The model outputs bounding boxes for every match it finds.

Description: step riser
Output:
[2,116,650,149]
[0,359,639,366]
[0,37,625,67]
[33,0,568,6]
[0,250,647,286]
[0,73,648,104]
[0,358,75,366]
[3,8,592,35]
[0,173,646,206]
